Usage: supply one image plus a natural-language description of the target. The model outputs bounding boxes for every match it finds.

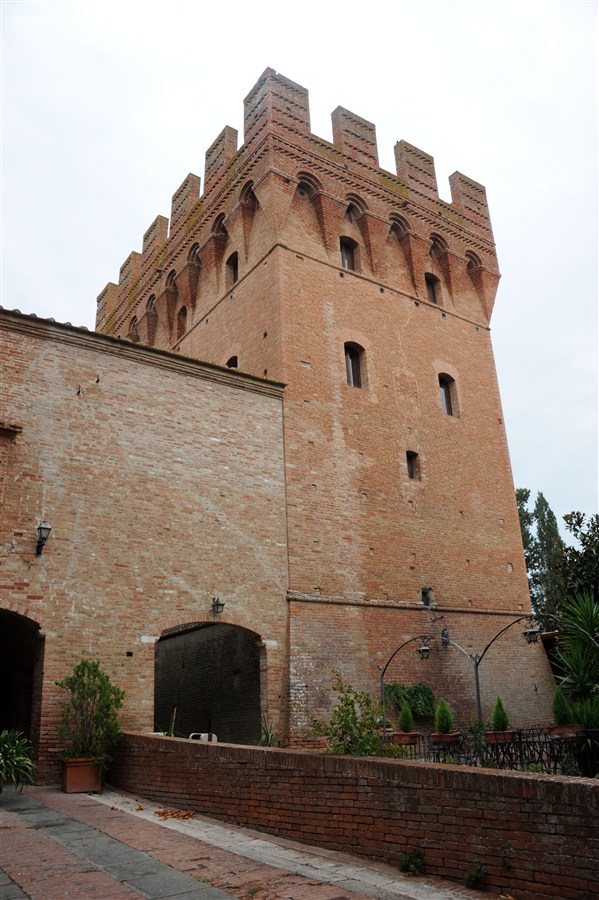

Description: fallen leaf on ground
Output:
[154,808,196,820]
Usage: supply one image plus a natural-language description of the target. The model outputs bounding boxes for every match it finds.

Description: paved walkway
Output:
[1,785,487,900]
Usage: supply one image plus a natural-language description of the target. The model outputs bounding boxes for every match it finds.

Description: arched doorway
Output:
[0,609,44,738]
[154,623,262,743]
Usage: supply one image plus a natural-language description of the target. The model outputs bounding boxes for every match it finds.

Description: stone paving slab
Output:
[95,789,487,900]
[1,788,229,899]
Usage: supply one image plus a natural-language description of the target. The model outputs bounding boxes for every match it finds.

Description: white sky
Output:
[2,0,597,532]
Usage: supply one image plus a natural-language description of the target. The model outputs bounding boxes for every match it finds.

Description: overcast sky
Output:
[2,0,597,533]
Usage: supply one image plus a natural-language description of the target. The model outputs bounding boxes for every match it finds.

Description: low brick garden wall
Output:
[111,733,598,899]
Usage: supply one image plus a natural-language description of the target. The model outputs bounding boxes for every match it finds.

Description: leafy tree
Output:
[561,512,599,601]
[516,489,566,626]
[534,492,567,625]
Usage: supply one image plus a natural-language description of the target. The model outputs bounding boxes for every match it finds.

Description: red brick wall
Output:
[92,69,556,730]
[0,312,288,780]
[112,733,599,900]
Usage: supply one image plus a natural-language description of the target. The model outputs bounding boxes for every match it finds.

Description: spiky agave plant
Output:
[0,730,36,791]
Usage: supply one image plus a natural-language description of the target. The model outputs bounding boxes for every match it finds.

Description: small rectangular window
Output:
[345,344,362,388]
[340,238,357,271]
[406,451,421,480]
[425,274,438,305]
[439,375,454,415]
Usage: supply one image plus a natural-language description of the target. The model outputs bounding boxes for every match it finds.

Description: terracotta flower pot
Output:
[430,732,461,744]
[547,724,584,740]
[61,758,102,793]
[392,731,419,746]
[486,730,517,744]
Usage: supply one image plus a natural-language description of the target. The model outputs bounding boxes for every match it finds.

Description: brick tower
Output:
[97,69,554,734]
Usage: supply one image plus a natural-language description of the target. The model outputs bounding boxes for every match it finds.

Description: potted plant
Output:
[431,697,460,744]
[0,730,37,792]
[56,658,124,793]
[547,686,583,739]
[486,696,516,743]
[393,700,419,746]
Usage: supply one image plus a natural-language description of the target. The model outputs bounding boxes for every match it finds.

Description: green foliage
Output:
[492,696,509,731]
[571,693,599,729]
[56,658,124,767]
[434,697,453,733]
[561,512,599,599]
[0,730,36,790]
[516,489,567,626]
[555,592,599,700]
[258,717,279,747]
[552,686,574,725]
[398,848,425,875]
[310,673,383,756]
[398,700,414,733]
[386,683,435,718]
[465,861,487,888]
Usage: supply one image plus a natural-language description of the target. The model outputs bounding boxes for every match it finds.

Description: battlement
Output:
[98,68,497,337]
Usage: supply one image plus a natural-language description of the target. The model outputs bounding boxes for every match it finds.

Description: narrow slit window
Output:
[439,374,454,416]
[226,252,239,287]
[345,342,363,388]
[340,237,357,272]
[425,273,439,305]
[176,306,187,340]
[406,451,421,480]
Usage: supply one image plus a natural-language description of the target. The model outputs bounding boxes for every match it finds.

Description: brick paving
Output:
[1,786,487,900]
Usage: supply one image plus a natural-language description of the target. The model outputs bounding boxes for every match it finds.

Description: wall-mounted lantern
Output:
[36,522,52,556]
[211,596,225,615]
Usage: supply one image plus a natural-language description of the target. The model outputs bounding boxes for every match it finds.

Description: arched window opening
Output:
[128,315,140,343]
[213,214,227,237]
[146,295,158,346]
[340,237,358,272]
[466,251,482,274]
[226,252,239,287]
[429,235,447,259]
[240,181,259,210]
[438,373,457,416]
[390,217,408,240]
[176,306,187,340]
[165,270,178,297]
[425,273,440,305]
[226,356,238,369]
[344,342,364,388]
[188,243,201,268]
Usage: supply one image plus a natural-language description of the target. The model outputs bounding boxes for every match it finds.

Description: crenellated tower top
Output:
[96,68,499,339]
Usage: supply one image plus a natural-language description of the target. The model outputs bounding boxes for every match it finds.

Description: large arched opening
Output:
[154,623,262,744]
[0,609,44,739]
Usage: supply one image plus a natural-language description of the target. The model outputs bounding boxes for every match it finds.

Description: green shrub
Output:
[465,861,487,887]
[398,700,414,732]
[0,730,36,790]
[387,683,435,718]
[310,673,383,756]
[492,696,509,731]
[399,848,424,875]
[56,658,124,767]
[552,686,574,725]
[434,697,453,733]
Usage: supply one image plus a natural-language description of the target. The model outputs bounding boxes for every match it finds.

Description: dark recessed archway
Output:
[154,623,261,744]
[0,609,43,738]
